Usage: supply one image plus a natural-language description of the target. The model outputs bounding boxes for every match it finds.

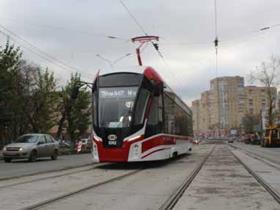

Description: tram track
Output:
[230,149,280,205]
[21,167,144,210]
[0,163,107,190]
[159,145,216,210]
[229,144,280,171]
[0,162,94,182]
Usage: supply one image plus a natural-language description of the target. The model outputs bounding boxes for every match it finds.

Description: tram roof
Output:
[99,66,192,115]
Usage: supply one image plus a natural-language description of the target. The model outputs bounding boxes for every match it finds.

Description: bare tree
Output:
[250,56,280,127]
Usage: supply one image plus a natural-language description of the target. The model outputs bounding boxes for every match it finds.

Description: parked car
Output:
[2,133,59,163]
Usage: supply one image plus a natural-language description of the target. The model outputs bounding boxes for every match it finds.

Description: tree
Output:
[250,56,280,127]
[241,114,260,133]
[56,73,91,143]
[23,65,59,133]
[0,41,60,146]
[0,41,23,142]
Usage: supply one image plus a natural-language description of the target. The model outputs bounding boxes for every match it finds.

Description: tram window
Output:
[148,98,159,125]
[92,91,97,126]
[98,87,137,128]
[146,96,163,137]
[158,94,163,123]
[164,93,175,134]
[163,92,191,136]
[134,88,150,125]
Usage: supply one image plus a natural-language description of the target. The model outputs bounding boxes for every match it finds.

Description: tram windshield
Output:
[98,87,138,128]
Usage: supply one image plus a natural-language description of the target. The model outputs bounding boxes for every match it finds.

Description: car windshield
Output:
[98,87,138,128]
[15,135,39,143]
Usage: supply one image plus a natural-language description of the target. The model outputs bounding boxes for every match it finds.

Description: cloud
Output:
[1,0,280,102]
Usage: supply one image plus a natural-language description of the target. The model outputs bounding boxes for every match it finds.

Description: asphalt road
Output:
[0,144,213,210]
[174,145,279,210]
[1,143,280,210]
[0,153,93,180]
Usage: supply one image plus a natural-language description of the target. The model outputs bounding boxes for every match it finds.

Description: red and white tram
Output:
[91,66,193,162]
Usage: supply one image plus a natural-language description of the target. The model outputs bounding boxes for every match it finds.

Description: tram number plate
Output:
[108,140,117,145]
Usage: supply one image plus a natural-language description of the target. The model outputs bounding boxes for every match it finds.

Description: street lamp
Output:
[96,53,131,70]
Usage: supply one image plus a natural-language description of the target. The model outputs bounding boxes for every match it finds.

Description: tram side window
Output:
[174,104,190,136]
[92,91,97,126]
[164,94,175,134]
[187,115,193,136]
[145,95,163,137]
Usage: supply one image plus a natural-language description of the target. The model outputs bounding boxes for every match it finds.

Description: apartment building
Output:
[192,76,277,136]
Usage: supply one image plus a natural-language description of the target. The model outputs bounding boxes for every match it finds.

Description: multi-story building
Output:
[192,76,277,137]
[192,99,200,133]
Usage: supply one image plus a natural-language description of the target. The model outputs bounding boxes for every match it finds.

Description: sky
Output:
[1,0,280,105]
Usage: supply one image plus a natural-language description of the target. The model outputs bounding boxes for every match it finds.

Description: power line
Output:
[119,0,172,70]
[0,25,85,73]
[0,26,96,81]
[119,0,148,35]
[214,0,219,77]
[0,30,71,73]
[0,16,129,42]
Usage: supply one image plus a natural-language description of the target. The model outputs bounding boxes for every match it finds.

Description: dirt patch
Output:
[193,186,229,194]
[226,174,251,178]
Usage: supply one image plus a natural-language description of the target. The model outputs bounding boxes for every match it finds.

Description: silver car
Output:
[2,133,59,162]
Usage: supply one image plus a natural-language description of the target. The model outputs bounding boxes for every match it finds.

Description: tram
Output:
[91,66,193,162]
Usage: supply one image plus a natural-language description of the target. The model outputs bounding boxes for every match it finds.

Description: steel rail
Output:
[21,168,143,210]
[229,144,280,171]
[0,164,108,190]
[230,149,280,205]
[0,162,95,181]
[159,145,216,210]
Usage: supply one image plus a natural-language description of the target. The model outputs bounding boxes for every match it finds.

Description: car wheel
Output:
[28,150,37,162]
[4,158,12,163]
[51,150,58,160]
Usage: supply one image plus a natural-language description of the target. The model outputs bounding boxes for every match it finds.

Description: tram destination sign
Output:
[100,87,137,99]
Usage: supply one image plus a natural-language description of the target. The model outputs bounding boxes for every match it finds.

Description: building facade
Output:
[192,76,277,137]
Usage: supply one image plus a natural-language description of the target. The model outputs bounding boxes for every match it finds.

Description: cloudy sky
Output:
[1,0,280,105]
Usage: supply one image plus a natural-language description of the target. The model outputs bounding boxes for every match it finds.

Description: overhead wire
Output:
[0,29,73,74]
[214,0,219,77]
[0,24,85,73]
[0,16,129,42]
[119,0,148,35]
[0,24,97,81]
[119,0,180,90]
[1,35,92,82]
[119,0,172,71]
